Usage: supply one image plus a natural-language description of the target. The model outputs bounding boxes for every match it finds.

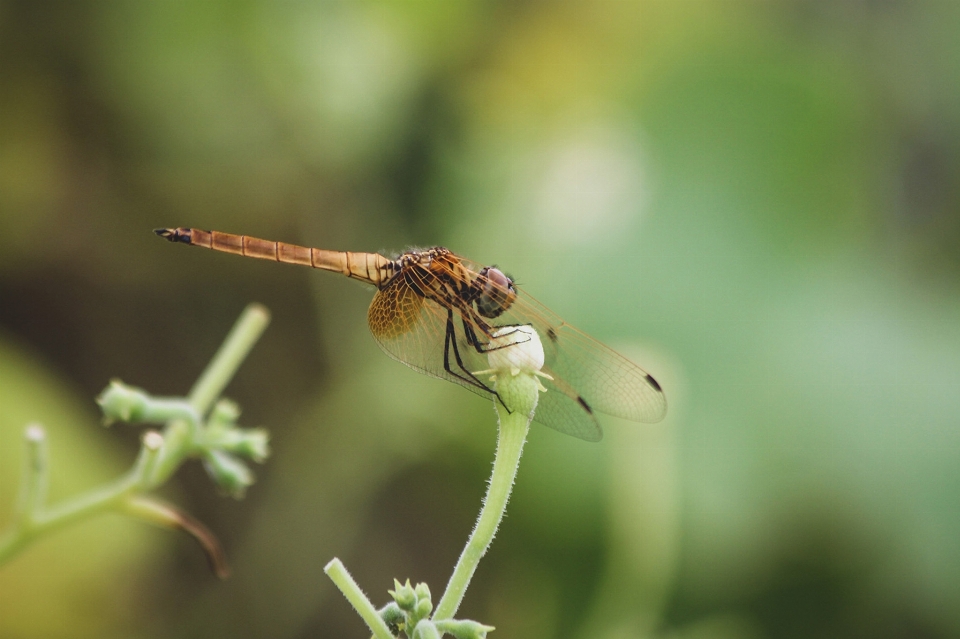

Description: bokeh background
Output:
[2,1,959,638]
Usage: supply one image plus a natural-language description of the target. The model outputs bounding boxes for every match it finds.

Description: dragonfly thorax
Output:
[394,247,449,269]
[388,249,516,319]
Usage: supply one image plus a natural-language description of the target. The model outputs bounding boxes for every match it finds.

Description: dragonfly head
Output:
[476,266,517,318]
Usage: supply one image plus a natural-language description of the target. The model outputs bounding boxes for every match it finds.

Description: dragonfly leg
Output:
[443,310,502,401]
[463,319,532,354]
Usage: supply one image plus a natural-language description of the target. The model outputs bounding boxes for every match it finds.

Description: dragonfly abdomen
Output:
[154,227,391,286]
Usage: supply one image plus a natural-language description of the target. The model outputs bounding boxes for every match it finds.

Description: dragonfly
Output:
[155,227,666,441]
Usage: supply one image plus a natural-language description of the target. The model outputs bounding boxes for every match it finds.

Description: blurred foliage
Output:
[0,335,159,638]
[2,1,960,638]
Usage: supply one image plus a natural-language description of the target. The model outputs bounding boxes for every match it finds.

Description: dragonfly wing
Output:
[533,367,603,441]
[542,322,666,423]
[367,274,497,403]
[498,293,667,425]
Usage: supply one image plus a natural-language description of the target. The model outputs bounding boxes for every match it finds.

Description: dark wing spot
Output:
[546,327,558,343]
[645,374,662,392]
[576,396,594,414]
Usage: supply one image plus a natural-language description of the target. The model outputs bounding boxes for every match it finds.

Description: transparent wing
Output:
[367,268,501,403]
[503,291,667,422]
[534,371,604,441]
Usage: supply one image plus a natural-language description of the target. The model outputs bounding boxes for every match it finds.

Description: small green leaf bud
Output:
[414,582,431,603]
[379,602,404,632]
[434,619,496,639]
[202,450,254,498]
[96,380,199,426]
[202,425,271,463]
[229,428,271,462]
[392,579,417,611]
[96,380,150,424]
[209,398,241,428]
[415,596,433,619]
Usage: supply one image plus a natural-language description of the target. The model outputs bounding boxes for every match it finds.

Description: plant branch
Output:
[433,375,535,622]
[14,425,49,527]
[0,303,271,569]
[188,303,270,413]
[325,558,396,639]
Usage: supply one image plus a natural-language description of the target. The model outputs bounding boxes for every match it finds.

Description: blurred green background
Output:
[2,1,959,638]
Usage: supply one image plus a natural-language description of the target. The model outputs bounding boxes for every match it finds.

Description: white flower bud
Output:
[485,325,544,375]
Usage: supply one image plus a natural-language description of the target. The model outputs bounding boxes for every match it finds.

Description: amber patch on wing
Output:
[368,280,425,339]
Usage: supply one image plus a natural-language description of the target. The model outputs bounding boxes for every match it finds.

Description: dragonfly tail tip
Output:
[154,228,190,243]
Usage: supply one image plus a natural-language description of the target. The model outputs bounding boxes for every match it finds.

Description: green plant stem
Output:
[15,425,48,527]
[433,390,533,622]
[188,303,271,413]
[0,429,165,565]
[325,558,396,639]
[0,470,137,565]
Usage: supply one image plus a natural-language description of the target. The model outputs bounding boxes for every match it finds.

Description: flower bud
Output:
[378,602,404,631]
[210,428,271,463]
[485,325,544,375]
[235,428,270,462]
[415,596,433,619]
[96,380,150,424]
[391,579,417,611]
[202,449,254,498]
[208,399,241,428]
[414,582,431,603]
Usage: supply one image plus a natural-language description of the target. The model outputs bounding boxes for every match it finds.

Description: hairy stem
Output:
[433,381,533,622]
[325,558,396,639]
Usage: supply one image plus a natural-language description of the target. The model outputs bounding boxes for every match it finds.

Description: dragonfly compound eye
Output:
[476,267,516,318]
